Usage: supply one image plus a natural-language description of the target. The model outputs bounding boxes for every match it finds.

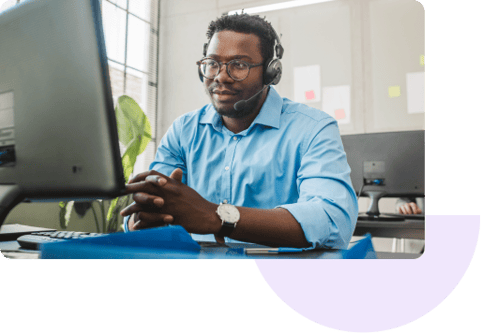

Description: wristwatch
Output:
[216,202,240,238]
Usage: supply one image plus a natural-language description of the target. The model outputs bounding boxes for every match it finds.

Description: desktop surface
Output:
[354,218,425,239]
[0,239,420,259]
[0,222,424,259]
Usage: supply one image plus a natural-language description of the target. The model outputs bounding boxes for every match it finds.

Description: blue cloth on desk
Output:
[39,228,375,259]
[124,87,358,249]
[343,234,377,259]
[40,226,201,259]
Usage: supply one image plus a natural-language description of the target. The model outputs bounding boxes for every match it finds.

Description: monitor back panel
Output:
[341,130,425,197]
[0,0,124,198]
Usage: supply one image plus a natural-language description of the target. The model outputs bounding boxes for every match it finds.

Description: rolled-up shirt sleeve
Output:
[278,121,358,249]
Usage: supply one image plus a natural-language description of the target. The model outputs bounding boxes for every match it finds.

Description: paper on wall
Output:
[322,85,351,125]
[293,65,321,104]
[388,86,401,98]
[406,72,425,114]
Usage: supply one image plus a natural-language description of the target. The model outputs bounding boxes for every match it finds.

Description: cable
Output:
[357,183,364,200]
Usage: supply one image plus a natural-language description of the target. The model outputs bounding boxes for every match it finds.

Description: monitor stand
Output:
[0,185,23,228]
[358,190,405,222]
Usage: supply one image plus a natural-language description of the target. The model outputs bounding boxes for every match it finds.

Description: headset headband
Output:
[202,29,283,59]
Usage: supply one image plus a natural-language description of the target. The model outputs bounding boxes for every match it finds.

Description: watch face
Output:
[218,204,240,223]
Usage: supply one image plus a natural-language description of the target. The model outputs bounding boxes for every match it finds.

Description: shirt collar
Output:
[251,86,282,129]
[199,86,283,131]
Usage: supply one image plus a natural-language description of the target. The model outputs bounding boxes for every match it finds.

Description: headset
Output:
[199,28,284,86]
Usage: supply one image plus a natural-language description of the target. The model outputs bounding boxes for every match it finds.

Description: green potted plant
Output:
[59,95,152,233]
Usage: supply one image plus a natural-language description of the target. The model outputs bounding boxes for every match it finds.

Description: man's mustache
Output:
[207,84,239,94]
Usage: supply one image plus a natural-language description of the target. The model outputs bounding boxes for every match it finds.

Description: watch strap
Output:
[217,221,236,238]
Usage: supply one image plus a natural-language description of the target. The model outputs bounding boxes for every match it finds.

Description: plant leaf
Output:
[59,201,74,229]
[106,197,119,221]
[121,139,142,182]
[115,95,152,149]
[115,99,134,147]
[115,95,153,182]
[59,201,67,229]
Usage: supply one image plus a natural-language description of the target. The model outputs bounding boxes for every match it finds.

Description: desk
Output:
[354,219,424,240]
[0,239,420,259]
[0,239,346,259]
[0,222,422,259]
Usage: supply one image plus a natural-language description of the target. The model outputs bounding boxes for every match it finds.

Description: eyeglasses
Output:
[196,58,263,81]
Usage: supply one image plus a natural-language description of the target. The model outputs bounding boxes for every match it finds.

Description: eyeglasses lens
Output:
[200,60,249,81]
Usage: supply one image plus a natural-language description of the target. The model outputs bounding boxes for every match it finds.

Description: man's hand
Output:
[397,202,422,215]
[121,168,220,234]
[124,169,176,231]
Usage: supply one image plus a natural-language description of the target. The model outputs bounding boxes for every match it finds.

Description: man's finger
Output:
[120,202,144,216]
[145,175,168,187]
[128,170,166,184]
[409,202,422,214]
[132,192,165,207]
[409,203,417,214]
[410,202,422,214]
[132,213,175,230]
[170,168,183,182]
[123,181,159,195]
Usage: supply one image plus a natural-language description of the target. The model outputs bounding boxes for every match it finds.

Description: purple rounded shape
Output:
[255,215,479,332]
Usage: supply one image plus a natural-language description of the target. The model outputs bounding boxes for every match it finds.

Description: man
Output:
[120,14,358,249]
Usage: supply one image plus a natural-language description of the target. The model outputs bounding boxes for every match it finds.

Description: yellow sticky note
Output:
[420,54,425,66]
[388,86,401,98]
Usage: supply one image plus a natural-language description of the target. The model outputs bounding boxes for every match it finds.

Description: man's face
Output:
[203,31,264,119]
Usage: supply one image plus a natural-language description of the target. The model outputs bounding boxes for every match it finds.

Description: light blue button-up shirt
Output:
[124,87,358,249]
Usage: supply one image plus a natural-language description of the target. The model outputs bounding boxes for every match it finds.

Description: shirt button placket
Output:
[221,135,240,204]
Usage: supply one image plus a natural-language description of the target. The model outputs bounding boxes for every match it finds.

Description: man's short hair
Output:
[206,13,277,63]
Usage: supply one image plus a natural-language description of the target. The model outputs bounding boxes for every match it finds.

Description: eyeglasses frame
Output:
[196,58,264,82]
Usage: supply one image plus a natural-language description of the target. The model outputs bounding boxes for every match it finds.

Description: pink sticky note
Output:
[335,109,346,120]
[305,90,315,100]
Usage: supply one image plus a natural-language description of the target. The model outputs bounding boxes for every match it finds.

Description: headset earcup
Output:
[264,58,282,85]
[198,43,209,82]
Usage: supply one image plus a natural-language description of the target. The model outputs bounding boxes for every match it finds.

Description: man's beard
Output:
[206,84,264,119]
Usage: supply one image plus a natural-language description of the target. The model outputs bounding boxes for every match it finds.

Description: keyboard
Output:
[17,231,104,250]
[384,213,425,221]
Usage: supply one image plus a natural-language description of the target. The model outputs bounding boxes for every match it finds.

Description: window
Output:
[0,0,161,175]
[102,0,160,175]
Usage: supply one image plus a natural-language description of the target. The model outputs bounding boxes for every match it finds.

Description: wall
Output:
[6,202,104,233]
[156,0,425,138]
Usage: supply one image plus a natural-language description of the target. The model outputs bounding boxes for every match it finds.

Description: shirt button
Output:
[233,136,238,141]
[225,166,229,171]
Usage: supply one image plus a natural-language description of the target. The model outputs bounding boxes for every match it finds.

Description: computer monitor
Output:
[0,0,125,227]
[341,130,424,221]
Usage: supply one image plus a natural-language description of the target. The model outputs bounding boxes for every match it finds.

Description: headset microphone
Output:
[233,78,276,112]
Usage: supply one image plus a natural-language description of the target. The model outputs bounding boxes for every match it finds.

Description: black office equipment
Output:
[17,231,104,250]
[0,0,125,228]
[341,130,424,221]
[0,224,56,241]
[384,213,425,221]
